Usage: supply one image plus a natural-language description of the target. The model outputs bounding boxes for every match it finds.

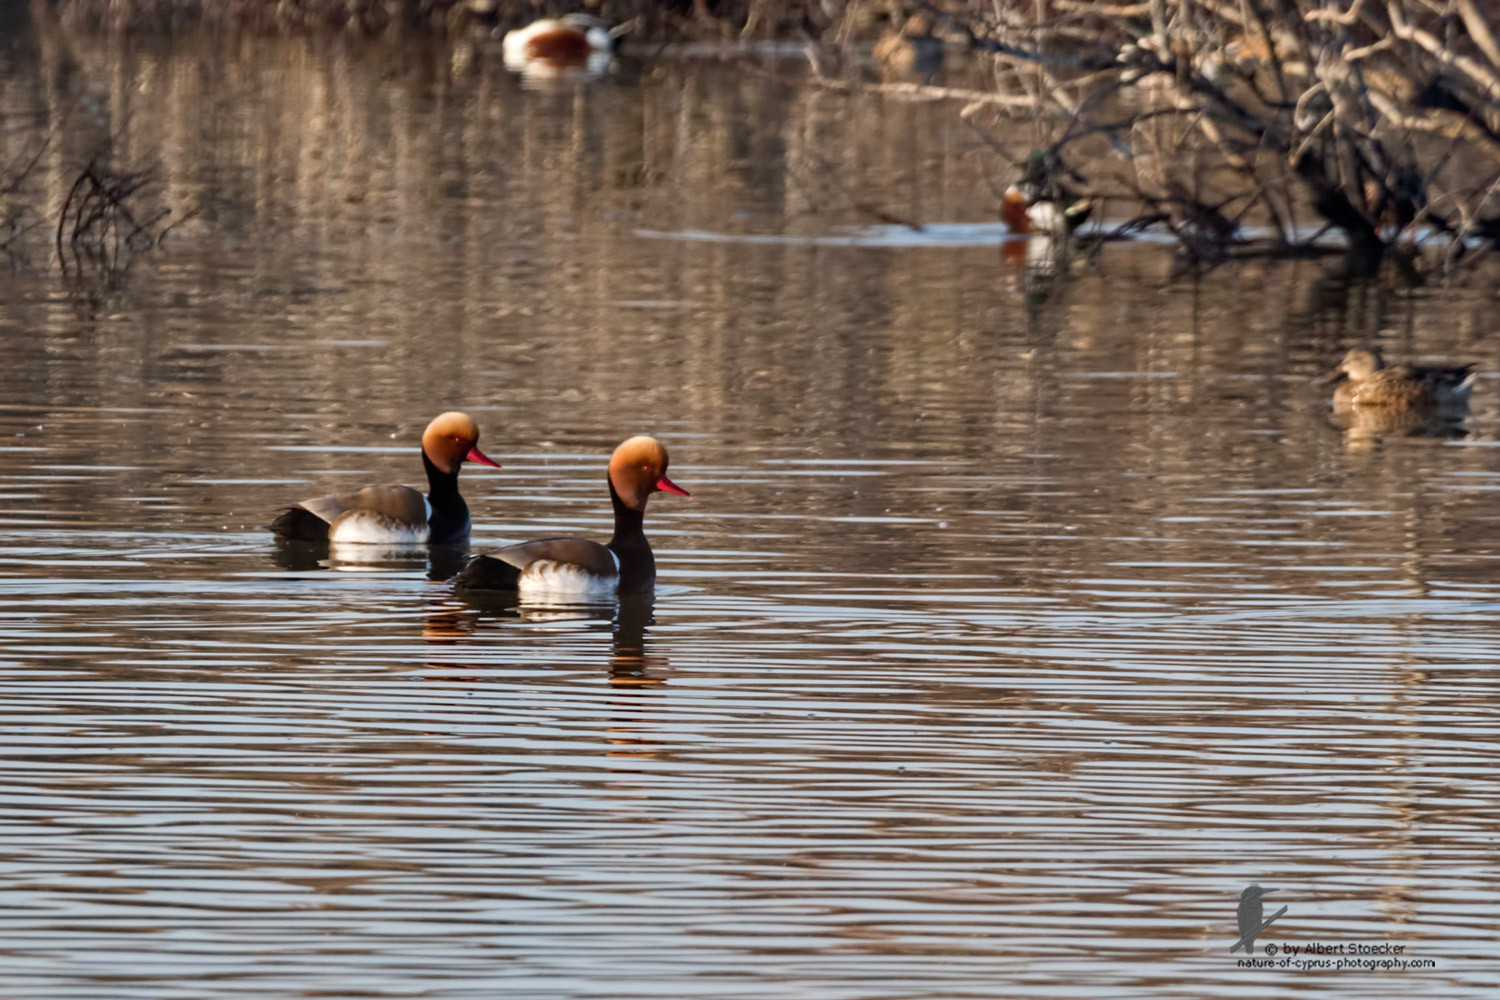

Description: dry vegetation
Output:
[879,1,1500,271]
[41,0,832,37]
[24,0,1500,272]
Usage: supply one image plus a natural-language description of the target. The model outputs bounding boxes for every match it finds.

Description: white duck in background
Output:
[502,14,619,77]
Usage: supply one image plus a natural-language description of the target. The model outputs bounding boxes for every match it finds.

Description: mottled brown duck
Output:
[1315,349,1477,410]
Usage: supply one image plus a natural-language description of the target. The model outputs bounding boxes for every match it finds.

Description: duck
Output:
[502,14,616,72]
[1314,348,1478,410]
[871,13,945,80]
[1001,152,1092,236]
[1001,183,1093,236]
[453,435,688,598]
[269,411,501,545]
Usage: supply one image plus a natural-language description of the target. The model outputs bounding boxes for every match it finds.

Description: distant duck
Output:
[1002,152,1092,235]
[502,14,617,72]
[1001,183,1093,235]
[269,412,501,545]
[872,13,945,79]
[1314,348,1478,410]
[453,435,688,599]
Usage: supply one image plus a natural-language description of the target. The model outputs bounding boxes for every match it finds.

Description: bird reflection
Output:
[421,598,488,646]
[269,538,470,581]
[1330,405,1469,449]
[449,588,668,688]
[608,595,663,687]
[602,595,668,762]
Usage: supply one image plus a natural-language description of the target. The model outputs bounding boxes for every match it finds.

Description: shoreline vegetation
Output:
[19,1,1500,277]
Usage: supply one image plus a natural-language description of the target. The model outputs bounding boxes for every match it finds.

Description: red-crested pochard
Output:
[269,412,501,545]
[453,435,688,597]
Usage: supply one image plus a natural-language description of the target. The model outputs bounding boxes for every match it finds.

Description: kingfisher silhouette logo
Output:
[1231,884,1286,953]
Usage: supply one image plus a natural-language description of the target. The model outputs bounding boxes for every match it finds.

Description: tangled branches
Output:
[905,1,1500,271]
[54,155,194,305]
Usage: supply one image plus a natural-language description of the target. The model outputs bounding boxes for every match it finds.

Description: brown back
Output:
[494,537,618,577]
[299,484,428,526]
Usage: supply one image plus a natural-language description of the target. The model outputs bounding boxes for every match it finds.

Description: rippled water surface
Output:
[2,24,1500,999]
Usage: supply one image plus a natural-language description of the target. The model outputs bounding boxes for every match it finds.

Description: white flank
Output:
[518,560,620,600]
[1025,201,1066,235]
[329,514,430,545]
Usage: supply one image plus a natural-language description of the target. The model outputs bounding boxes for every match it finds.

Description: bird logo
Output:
[1231,884,1287,952]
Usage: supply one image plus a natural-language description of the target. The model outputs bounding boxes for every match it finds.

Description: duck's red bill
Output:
[467,446,502,469]
[656,475,690,497]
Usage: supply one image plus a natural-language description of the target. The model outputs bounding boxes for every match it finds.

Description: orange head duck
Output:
[453,435,689,598]
[269,411,501,546]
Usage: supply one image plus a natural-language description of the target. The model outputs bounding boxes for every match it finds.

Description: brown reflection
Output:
[421,597,486,645]
[1332,405,1469,450]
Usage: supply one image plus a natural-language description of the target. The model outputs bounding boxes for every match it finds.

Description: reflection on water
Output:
[1,20,1500,1000]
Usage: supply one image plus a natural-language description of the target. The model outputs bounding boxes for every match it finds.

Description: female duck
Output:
[454,435,688,598]
[872,13,945,80]
[1315,349,1477,410]
[270,411,501,545]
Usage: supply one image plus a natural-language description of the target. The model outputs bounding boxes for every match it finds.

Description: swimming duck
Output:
[453,435,688,598]
[502,14,616,72]
[269,412,501,545]
[1001,183,1093,235]
[1314,348,1477,410]
[1002,152,1092,235]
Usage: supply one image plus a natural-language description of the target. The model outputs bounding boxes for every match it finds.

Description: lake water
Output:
[2,23,1498,999]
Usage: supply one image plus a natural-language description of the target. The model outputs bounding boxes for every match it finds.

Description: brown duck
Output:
[269,412,501,545]
[872,13,945,80]
[453,435,688,598]
[1315,349,1477,410]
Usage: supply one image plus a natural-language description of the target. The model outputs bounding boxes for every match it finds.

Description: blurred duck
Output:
[502,14,617,73]
[1002,152,1092,235]
[872,13,945,79]
[454,435,688,599]
[1002,183,1092,236]
[269,412,501,545]
[1314,348,1478,410]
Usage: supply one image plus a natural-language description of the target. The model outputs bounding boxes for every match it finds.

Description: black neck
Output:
[423,451,470,544]
[607,479,654,592]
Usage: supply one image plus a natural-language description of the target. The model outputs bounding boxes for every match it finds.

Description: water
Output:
[2,25,1500,999]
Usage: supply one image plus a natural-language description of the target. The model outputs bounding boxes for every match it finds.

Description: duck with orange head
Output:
[454,435,689,599]
[269,411,501,545]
